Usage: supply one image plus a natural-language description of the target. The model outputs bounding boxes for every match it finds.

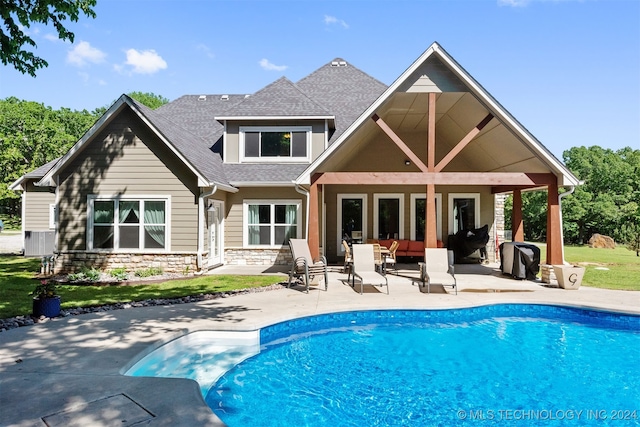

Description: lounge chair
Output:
[351,244,389,295]
[418,248,457,294]
[288,239,328,293]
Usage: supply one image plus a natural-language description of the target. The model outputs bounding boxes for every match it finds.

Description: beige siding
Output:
[224,187,305,248]
[57,109,200,252]
[23,181,55,230]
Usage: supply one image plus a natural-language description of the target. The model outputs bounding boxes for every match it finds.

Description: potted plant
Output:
[32,280,61,317]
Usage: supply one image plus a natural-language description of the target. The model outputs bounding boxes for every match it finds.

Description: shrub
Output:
[68,267,102,282]
[110,267,129,281]
[134,266,164,278]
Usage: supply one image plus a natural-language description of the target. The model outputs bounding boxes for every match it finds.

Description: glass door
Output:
[208,200,224,266]
[337,194,367,252]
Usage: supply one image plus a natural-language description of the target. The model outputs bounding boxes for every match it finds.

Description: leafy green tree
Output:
[0,97,98,215]
[1,0,97,76]
[562,146,640,244]
[127,92,170,110]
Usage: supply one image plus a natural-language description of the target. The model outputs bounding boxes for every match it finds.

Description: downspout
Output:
[198,185,217,270]
[558,185,575,265]
[294,183,310,239]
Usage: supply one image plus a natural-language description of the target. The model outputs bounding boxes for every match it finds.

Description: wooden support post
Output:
[308,180,320,260]
[512,189,524,242]
[546,182,564,265]
[426,184,437,248]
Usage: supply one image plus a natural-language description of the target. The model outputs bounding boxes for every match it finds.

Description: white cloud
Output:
[324,15,349,29]
[259,58,287,71]
[195,43,215,59]
[44,33,60,42]
[67,41,106,67]
[123,49,167,74]
[498,0,583,6]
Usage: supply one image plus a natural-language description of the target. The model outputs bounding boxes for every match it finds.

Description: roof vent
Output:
[331,61,339,67]
[244,94,250,98]
[220,95,229,101]
[339,61,347,67]
[198,95,206,101]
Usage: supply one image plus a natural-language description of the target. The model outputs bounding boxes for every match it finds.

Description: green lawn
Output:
[563,245,640,291]
[0,256,283,319]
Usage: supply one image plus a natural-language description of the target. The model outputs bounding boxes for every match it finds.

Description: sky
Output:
[1,0,638,160]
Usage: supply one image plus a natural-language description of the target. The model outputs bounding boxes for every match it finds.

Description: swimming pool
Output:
[127,304,640,426]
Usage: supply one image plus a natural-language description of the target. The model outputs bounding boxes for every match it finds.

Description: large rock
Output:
[588,233,616,249]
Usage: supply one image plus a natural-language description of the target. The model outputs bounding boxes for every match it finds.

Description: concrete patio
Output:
[1,263,638,426]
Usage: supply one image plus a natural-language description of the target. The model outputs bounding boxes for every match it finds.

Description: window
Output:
[49,204,56,229]
[337,194,367,252]
[244,200,301,247]
[410,193,442,241]
[373,194,404,240]
[240,127,311,162]
[448,193,480,234]
[88,196,169,251]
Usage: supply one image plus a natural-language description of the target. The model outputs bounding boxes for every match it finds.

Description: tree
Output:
[127,92,170,110]
[0,97,98,216]
[1,0,97,76]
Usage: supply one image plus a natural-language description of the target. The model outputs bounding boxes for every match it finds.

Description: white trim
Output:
[208,200,225,267]
[86,194,172,253]
[239,126,312,163]
[337,193,368,253]
[242,199,302,248]
[49,204,56,230]
[373,193,405,240]
[230,182,299,187]
[216,115,334,121]
[410,193,443,241]
[448,193,480,234]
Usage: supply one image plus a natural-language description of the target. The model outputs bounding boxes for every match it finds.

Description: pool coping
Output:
[1,267,639,426]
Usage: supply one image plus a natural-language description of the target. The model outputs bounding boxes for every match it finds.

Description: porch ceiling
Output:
[320,92,551,176]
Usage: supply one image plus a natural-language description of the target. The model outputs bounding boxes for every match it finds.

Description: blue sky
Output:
[1,0,638,159]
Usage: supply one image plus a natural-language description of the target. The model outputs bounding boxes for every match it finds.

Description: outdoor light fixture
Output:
[405,160,411,165]
[207,203,216,212]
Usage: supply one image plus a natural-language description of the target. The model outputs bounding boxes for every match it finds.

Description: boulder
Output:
[588,233,616,249]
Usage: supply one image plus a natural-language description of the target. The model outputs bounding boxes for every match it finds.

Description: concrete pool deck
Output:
[1,263,638,427]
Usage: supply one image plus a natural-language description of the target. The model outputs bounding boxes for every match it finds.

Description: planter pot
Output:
[32,296,61,317]
[553,265,585,290]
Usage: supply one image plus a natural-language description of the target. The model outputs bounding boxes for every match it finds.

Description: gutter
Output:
[294,183,310,239]
[558,185,576,265]
[197,186,217,270]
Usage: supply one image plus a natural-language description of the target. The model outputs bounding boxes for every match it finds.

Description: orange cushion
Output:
[397,240,409,251]
[408,240,424,252]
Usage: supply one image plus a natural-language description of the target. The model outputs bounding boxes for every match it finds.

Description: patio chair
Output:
[342,239,353,282]
[383,240,399,274]
[351,244,389,295]
[288,239,328,293]
[372,243,384,273]
[418,248,457,295]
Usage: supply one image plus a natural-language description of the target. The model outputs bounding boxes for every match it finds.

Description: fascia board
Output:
[8,177,25,191]
[212,183,239,193]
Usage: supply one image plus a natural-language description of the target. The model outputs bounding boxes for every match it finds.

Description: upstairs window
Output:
[240,127,311,162]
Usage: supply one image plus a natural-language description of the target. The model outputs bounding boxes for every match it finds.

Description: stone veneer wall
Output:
[494,194,507,262]
[225,247,293,266]
[54,252,198,274]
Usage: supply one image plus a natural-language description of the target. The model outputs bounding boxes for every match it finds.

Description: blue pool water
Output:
[130,305,640,426]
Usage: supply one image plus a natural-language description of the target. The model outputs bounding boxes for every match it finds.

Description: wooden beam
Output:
[372,114,429,173]
[512,189,524,242]
[546,181,564,265]
[314,172,558,186]
[428,93,436,171]
[435,113,493,172]
[426,184,437,248]
[308,181,320,260]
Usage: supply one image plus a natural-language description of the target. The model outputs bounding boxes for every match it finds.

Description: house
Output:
[12,42,580,274]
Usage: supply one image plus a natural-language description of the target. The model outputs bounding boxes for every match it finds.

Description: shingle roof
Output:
[223,163,309,184]
[25,158,60,178]
[296,58,387,144]
[219,77,332,118]
[128,97,232,188]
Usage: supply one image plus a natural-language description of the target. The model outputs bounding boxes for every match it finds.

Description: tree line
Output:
[505,145,640,252]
